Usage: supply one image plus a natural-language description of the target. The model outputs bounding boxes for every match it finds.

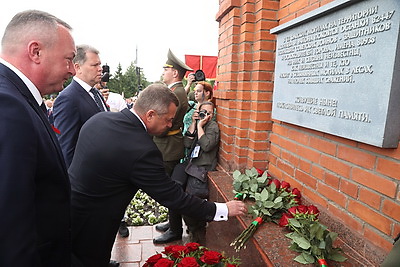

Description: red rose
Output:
[307,205,319,217]
[146,253,162,264]
[292,188,301,198]
[294,197,302,205]
[164,245,188,258]
[278,212,294,227]
[154,258,174,267]
[268,179,281,189]
[226,264,239,267]
[200,250,223,265]
[297,205,308,214]
[177,257,199,267]
[288,206,298,215]
[255,168,264,177]
[185,242,200,252]
[281,181,291,191]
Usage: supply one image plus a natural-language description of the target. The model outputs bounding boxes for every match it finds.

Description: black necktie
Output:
[40,102,47,114]
[90,88,105,111]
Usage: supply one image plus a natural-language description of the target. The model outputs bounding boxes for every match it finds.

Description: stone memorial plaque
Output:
[271,0,400,148]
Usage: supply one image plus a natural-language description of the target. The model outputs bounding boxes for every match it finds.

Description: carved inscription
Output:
[277,6,395,85]
[276,97,371,123]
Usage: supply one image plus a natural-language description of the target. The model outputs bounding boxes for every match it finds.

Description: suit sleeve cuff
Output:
[213,203,228,221]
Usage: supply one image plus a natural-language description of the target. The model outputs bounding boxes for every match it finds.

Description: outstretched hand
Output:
[226,200,247,217]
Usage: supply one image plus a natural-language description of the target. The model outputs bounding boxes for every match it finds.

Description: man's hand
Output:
[226,200,247,217]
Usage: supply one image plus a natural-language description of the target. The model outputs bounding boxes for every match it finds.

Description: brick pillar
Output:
[215,0,279,171]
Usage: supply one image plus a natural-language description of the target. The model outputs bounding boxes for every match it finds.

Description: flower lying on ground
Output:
[279,205,347,266]
[230,167,301,251]
[143,242,240,267]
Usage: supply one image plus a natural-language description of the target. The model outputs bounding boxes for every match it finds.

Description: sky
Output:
[0,0,219,82]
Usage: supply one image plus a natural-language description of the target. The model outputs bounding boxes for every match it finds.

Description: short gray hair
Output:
[73,44,99,65]
[134,83,179,115]
[1,10,72,51]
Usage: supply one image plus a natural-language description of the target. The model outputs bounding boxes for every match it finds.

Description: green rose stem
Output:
[230,216,265,251]
[234,193,243,200]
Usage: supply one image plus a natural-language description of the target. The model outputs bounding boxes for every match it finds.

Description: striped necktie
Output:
[90,88,105,111]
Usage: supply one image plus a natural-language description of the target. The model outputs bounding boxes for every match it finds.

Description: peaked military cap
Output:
[164,49,193,73]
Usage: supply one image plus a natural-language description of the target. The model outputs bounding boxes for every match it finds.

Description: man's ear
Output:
[145,110,157,122]
[28,41,41,63]
[172,69,179,78]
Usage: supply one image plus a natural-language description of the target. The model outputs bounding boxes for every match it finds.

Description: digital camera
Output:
[101,64,110,82]
[198,109,209,119]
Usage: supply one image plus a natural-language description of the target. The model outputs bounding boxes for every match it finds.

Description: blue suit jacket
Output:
[53,80,105,167]
[0,63,71,266]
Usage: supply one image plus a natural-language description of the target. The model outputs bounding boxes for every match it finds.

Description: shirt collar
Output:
[0,58,43,105]
[73,76,92,92]
[130,108,147,131]
[168,81,182,89]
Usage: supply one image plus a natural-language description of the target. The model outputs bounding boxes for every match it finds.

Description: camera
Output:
[101,64,110,82]
[198,109,209,120]
[191,69,205,82]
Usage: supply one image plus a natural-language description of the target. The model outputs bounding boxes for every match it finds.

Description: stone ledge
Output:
[205,170,382,266]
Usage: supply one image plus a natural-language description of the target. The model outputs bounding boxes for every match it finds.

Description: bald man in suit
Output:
[0,10,76,266]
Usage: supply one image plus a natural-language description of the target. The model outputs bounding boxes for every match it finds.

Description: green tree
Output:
[108,62,149,98]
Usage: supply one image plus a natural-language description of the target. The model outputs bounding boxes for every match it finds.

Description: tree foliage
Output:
[107,62,150,98]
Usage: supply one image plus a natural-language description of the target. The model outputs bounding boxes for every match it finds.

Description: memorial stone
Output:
[271,0,400,148]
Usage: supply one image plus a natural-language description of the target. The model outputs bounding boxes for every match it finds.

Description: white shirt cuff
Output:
[213,203,228,221]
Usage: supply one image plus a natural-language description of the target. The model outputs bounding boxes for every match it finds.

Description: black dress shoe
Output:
[109,260,120,267]
[118,221,129,237]
[155,221,170,232]
[153,229,182,244]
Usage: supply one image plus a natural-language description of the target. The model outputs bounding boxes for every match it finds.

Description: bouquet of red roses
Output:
[143,242,240,267]
[279,205,347,266]
[230,168,301,251]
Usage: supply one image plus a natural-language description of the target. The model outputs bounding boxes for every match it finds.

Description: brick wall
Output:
[216,0,400,259]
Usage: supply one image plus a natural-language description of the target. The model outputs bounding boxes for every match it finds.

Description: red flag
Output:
[185,55,217,79]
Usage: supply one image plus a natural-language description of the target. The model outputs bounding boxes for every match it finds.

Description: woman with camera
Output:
[183,81,214,134]
[153,101,220,244]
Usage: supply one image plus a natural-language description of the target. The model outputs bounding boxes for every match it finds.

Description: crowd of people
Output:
[0,9,247,267]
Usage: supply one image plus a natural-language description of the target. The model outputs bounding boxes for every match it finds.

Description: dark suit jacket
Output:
[69,109,216,267]
[0,63,71,266]
[53,80,104,167]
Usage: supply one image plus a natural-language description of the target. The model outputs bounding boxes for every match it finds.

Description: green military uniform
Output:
[154,49,191,176]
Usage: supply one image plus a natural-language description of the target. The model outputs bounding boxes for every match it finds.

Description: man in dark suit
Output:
[69,84,247,267]
[0,10,76,266]
[53,44,109,168]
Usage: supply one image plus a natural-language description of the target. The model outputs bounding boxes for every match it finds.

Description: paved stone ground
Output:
[111,225,191,266]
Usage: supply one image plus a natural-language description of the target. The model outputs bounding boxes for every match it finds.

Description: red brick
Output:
[339,179,358,199]
[281,150,299,168]
[363,227,393,252]
[298,158,311,173]
[295,169,317,188]
[318,182,347,208]
[348,200,392,235]
[376,158,400,180]
[382,199,400,222]
[324,172,340,189]
[297,145,320,165]
[276,158,295,176]
[302,187,327,208]
[288,129,309,146]
[309,136,336,156]
[358,187,382,210]
[352,167,397,198]
[337,145,376,170]
[327,203,363,233]
[319,154,351,178]
[311,165,324,181]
